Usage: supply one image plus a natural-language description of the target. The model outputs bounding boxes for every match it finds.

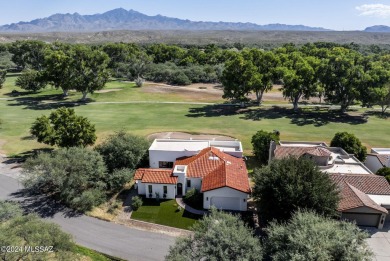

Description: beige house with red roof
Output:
[270,141,390,228]
[134,139,250,211]
[365,148,390,174]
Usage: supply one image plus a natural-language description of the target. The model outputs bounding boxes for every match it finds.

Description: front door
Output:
[177,183,183,196]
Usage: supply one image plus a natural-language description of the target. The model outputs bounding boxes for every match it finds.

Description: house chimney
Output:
[269,140,277,164]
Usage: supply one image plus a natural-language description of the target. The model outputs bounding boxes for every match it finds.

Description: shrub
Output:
[169,70,192,85]
[265,210,372,261]
[251,130,280,165]
[183,188,203,210]
[131,196,143,211]
[22,147,107,212]
[135,77,144,87]
[0,69,6,88]
[166,208,262,261]
[377,167,390,183]
[330,132,367,161]
[106,168,134,192]
[252,157,339,223]
[0,200,23,221]
[95,131,149,172]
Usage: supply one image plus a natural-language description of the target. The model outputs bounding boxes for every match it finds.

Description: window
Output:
[159,161,173,168]
[148,185,152,194]
[187,180,191,188]
[163,186,167,194]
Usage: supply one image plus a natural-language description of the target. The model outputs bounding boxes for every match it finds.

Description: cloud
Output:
[356,4,390,18]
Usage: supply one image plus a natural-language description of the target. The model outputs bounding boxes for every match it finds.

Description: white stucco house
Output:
[270,141,390,228]
[365,148,390,174]
[134,139,250,211]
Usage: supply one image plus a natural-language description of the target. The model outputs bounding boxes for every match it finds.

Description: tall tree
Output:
[277,51,319,110]
[15,69,46,92]
[30,107,96,148]
[319,47,367,112]
[8,40,48,70]
[265,210,372,261]
[251,130,280,165]
[70,45,110,100]
[252,157,339,223]
[165,208,262,261]
[220,53,253,105]
[243,48,279,105]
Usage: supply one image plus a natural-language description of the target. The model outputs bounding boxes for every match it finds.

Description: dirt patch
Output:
[95,88,122,93]
[147,132,236,141]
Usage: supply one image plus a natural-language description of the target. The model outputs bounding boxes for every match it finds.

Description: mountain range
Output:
[0,8,332,32]
[364,25,390,33]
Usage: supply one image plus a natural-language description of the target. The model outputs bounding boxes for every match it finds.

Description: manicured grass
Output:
[0,77,390,155]
[131,198,201,230]
[74,245,125,261]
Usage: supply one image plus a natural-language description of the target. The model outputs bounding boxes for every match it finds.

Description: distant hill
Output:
[0,8,331,32]
[365,25,390,33]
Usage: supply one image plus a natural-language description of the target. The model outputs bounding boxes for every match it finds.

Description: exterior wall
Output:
[136,180,146,195]
[149,150,197,168]
[175,172,187,195]
[187,178,202,192]
[203,187,248,211]
[341,207,387,229]
[365,155,384,174]
[142,183,176,199]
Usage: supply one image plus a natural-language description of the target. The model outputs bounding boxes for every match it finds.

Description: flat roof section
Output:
[149,139,243,153]
[371,148,390,155]
[323,164,372,175]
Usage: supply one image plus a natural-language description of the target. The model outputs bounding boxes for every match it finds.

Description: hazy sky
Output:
[1,0,390,30]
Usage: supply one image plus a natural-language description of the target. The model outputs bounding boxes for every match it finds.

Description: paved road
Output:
[0,170,175,261]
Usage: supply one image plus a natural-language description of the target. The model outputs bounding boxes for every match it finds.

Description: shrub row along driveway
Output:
[0,158,174,261]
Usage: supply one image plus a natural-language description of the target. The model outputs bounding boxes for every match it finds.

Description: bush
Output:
[330,132,367,161]
[0,200,23,221]
[251,130,280,165]
[166,208,262,261]
[22,147,108,212]
[95,131,149,172]
[106,168,134,192]
[131,196,143,211]
[252,157,339,223]
[377,167,390,183]
[169,70,192,85]
[265,210,372,261]
[183,188,203,210]
[135,77,144,87]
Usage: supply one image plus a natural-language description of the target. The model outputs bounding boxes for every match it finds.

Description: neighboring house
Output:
[270,141,390,228]
[134,139,250,211]
[365,148,390,174]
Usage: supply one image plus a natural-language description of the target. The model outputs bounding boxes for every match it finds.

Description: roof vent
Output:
[209,156,219,161]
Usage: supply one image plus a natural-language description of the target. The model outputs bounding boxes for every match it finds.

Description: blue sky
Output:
[1,0,390,30]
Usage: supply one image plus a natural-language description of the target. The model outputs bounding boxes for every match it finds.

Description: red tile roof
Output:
[134,168,177,184]
[176,147,251,193]
[377,154,390,167]
[330,174,390,195]
[274,146,331,159]
[337,182,388,213]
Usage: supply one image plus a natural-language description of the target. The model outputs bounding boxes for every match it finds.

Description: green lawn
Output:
[0,76,390,155]
[131,198,201,230]
[74,245,125,261]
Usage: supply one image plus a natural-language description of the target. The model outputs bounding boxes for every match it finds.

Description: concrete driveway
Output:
[365,222,390,261]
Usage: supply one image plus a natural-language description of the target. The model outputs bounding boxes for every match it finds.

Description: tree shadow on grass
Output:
[7,94,92,110]
[9,189,82,218]
[241,106,367,126]
[363,110,390,119]
[4,148,54,164]
[186,104,367,127]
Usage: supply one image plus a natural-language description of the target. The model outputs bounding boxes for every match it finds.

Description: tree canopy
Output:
[330,132,367,161]
[30,107,96,148]
[95,131,149,172]
[22,147,107,211]
[165,208,263,261]
[265,210,372,261]
[15,69,46,92]
[251,130,280,165]
[252,157,339,223]
[0,69,6,88]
